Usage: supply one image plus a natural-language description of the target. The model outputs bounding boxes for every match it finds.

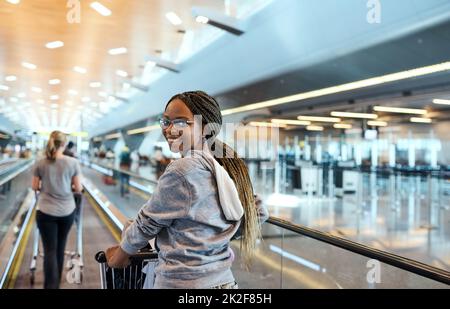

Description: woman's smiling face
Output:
[162,98,202,154]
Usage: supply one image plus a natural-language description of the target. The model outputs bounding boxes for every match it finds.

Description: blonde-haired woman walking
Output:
[32,131,82,289]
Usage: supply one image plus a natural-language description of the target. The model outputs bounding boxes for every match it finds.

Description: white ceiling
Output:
[0,0,272,133]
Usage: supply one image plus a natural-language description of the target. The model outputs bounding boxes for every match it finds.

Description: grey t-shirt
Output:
[33,156,81,217]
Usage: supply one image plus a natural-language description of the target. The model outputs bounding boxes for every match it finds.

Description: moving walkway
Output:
[0,159,448,288]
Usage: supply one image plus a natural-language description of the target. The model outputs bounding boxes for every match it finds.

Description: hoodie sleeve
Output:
[120,169,191,254]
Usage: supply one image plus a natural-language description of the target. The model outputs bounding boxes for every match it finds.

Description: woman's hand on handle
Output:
[105,245,131,268]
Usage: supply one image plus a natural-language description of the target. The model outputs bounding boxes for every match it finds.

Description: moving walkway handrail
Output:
[0,191,36,288]
[267,217,450,285]
[0,160,34,187]
[87,159,158,185]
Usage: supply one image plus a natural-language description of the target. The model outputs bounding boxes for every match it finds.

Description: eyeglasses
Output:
[159,118,194,130]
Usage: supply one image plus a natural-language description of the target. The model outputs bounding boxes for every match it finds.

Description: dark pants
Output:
[120,173,130,197]
[36,210,75,289]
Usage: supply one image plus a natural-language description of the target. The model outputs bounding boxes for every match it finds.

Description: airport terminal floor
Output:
[0,0,450,292]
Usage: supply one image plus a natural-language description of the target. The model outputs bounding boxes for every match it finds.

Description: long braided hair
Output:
[166,91,261,265]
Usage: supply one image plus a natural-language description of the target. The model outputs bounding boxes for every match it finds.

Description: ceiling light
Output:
[49,79,61,85]
[51,104,59,109]
[105,132,121,140]
[367,120,387,127]
[90,2,111,16]
[330,111,377,119]
[50,95,59,100]
[297,116,340,123]
[73,66,87,74]
[166,12,182,26]
[116,70,128,77]
[17,92,26,98]
[45,41,64,49]
[81,97,91,103]
[0,85,9,91]
[37,99,45,104]
[196,16,209,24]
[432,99,450,105]
[373,106,427,115]
[22,62,37,70]
[221,61,450,116]
[6,0,20,4]
[333,123,352,129]
[98,91,107,97]
[249,122,287,128]
[108,47,127,55]
[306,125,324,131]
[9,97,18,103]
[5,75,17,82]
[127,125,160,135]
[31,87,42,93]
[68,89,78,96]
[410,117,432,123]
[89,82,102,88]
[271,119,310,126]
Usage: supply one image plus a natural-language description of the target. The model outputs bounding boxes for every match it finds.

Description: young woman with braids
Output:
[31,131,83,288]
[106,91,268,289]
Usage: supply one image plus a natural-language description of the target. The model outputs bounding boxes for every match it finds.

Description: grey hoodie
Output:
[120,150,269,289]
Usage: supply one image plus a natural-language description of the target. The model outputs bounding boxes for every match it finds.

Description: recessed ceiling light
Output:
[108,47,127,55]
[116,70,128,77]
[330,111,377,119]
[6,0,20,4]
[31,87,42,93]
[333,123,352,129]
[410,117,432,123]
[22,62,37,70]
[50,95,59,100]
[297,116,340,123]
[432,99,450,105]
[68,89,78,96]
[37,99,45,104]
[90,2,111,16]
[196,16,209,24]
[306,125,324,131]
[5,75,17,82]
[165,12,182,26]
[9,97,18,103]
[17,92,26,98]
[89,82,102,88]
[98,91,107,97]
[373,106,427,115]
[271,119,310,126]
[248,122,287,128]
[82,97,91,103]
[49,79,61,85]
[0,85,9,91]
[73,66,87,74]
[45,41,64,49]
